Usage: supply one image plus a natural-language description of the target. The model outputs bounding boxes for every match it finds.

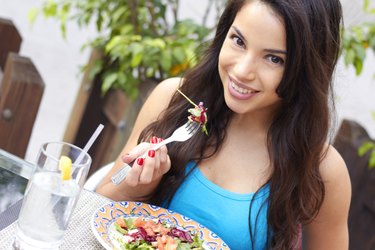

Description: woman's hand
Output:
[96,78,180,201]
[122,136,171,187]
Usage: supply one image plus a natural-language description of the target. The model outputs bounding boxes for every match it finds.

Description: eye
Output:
[230,34,245,48]
[267,55,285,65]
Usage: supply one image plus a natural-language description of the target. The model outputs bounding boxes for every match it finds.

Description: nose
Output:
[232,54,257,81]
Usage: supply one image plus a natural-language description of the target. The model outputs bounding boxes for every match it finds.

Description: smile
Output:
[229,78,259,95]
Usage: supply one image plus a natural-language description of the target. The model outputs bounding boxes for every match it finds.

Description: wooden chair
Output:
[0,19,45,158]
[333,119,375,250]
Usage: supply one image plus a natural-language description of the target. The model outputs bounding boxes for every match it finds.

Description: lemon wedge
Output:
[59,155,72,181]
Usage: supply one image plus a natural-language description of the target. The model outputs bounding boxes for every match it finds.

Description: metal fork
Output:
[111,121,200,185]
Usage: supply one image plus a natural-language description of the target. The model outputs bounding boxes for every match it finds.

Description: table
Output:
[0,149,34,229]
[0,149,111,249]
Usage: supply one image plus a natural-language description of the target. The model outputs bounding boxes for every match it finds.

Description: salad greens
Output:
[112,216,204,250]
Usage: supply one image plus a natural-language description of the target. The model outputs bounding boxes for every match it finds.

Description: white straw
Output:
[74,124,104,164]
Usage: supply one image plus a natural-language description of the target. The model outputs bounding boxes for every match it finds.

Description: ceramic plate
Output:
[91,201,229,249]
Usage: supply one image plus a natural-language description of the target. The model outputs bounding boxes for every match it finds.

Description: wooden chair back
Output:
[0,19,45,158]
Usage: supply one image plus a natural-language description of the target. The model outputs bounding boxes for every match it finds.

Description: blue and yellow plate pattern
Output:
[91,201,229,249]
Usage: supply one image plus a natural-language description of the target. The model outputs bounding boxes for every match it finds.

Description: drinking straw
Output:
[74,124,104,164]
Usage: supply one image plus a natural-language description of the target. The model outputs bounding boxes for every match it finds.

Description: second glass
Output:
[13,142,91,250]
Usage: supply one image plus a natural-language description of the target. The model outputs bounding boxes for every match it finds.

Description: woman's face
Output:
[218,1,286,117]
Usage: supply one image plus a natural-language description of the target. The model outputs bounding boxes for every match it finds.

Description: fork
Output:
[111,121,200,185]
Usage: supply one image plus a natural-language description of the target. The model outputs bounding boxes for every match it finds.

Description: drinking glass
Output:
[13,142,91,250]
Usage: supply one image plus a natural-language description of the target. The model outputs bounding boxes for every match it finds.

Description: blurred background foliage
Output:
[341,0,375,76]
[345,0,375,168]
[29,0,225,99]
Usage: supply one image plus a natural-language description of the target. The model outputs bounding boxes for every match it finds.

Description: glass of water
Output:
[13,142,92,250]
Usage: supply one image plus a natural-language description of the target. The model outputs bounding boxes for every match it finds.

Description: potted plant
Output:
[28,0,225,173]
[29,0,225,99]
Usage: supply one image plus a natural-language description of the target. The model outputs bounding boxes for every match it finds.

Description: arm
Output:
[96,78,181,201]
[303,145,352,250]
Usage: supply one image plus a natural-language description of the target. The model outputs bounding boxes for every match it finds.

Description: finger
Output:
[159,155,171,175]
[125,157,144,187]
[139,150,156,184]
[122,142,149,162]
[159,144,168,165]
[151,137,161,173]
[121,153,134,163]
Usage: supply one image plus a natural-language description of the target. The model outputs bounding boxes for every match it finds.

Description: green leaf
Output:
[369,149,375,169]
[353,43,366,61]
[160,50,172,72]
[369,34,375,49]
[28,7,39,24]
[96,13,103,32]
[344,49,355,66]
[358,141,375,156]
[354,59,364,75]
[363,0,370,12]
[105,36,122,52]
[42,1,57,17]
[112,6,128,23]
[101,73,118,94]
[114,223,127,235]
[130,52,143,68]
[146,67,155,78]
[172,47,186,63]
[88,60,103,80]
[145,38,166,49]
[60,23,67,39]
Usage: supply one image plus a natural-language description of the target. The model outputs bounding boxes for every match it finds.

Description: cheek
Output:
[218,47,228,79]
[264,70,284,91]
[218,40,232,64]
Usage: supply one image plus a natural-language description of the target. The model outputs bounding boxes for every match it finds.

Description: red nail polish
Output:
[157,138,163,143]
[151,136,158,144]
[137,158,144,166]
[148,150,155,158]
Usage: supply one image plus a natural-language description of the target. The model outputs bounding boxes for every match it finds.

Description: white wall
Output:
[0,0,374,163]
[0,0,96,161]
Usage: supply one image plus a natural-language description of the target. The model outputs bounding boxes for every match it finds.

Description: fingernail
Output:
[157,138,163,143]
[151,136,158,144]
[148,150,155,158]
[137,158,144,166]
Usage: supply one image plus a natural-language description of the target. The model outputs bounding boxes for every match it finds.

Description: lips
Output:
[228,77,259,100]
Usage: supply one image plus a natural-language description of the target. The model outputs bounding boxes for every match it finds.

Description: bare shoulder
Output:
[140,77,182,119]
[303,145,352,249]
[318,144,351,209]
[319,145,350,184]
[142,77,181,113]
[123,78,182,150]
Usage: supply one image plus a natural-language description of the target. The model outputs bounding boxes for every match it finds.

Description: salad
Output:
[177,89,208,136]
[110,216,204,250]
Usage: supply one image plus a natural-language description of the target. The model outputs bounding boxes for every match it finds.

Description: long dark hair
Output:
[139,0,343,248]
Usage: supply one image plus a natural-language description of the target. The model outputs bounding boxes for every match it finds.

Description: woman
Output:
[97,0,351,249]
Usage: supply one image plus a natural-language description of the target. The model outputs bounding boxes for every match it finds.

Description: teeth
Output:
[230,80,255,94]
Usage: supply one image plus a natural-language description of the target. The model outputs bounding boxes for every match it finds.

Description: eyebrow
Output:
[231,26,287,55]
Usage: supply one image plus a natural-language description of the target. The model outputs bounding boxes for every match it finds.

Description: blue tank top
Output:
[167,162,270,250]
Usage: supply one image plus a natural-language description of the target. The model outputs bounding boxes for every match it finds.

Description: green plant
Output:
[340,0,375,169]
[358,111,375,169]
[341,0,375,75]
[29,0,225,99]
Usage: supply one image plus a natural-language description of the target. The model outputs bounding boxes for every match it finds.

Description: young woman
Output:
[97,0,351,249]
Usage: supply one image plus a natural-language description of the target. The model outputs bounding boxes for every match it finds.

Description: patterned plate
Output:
[91,201,229,250]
